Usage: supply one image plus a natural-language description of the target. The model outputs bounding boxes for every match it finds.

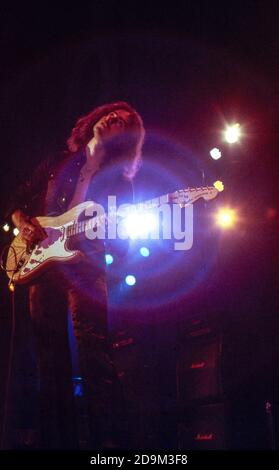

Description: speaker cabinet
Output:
[177,335,223,405]
[178,403,227,450]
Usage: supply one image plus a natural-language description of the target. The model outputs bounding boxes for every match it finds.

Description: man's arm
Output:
[6,157,52,242]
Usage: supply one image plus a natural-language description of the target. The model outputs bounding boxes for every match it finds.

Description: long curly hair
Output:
[67,101,145,179]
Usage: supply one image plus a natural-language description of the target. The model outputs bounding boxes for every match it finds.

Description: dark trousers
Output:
[29,260,123,449]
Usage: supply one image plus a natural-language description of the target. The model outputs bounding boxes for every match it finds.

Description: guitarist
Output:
[6,101,145,449]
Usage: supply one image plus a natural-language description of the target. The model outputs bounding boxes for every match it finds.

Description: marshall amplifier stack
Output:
[176,316,227,449]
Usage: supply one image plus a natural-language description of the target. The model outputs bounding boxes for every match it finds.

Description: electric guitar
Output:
[5,182,223,285]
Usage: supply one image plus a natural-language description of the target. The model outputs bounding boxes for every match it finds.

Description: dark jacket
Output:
[5,149,134,219]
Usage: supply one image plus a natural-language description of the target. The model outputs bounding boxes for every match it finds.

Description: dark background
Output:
[0,1,279,449]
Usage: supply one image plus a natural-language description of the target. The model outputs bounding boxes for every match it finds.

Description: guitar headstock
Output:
[170,181,224,207]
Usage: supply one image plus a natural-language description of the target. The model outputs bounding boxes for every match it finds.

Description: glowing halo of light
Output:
[57,132,221,310]
[114,133,221,312]
[13,228,20,236]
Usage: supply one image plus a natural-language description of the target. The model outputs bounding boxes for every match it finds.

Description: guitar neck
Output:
[133,185,219,210]
[65,185,219,239]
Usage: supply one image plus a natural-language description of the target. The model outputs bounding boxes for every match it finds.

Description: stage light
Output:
[105,253,114,265]
[224,123,241,143]
[122,212,158,239]
[125,275,136,286]
[3,223,10,232]
[215,208,237,228]
[213,181,224,192]
[13,228,19,236]
[210,147,222,160]
[140,246,150,257]
[8,282,15,292]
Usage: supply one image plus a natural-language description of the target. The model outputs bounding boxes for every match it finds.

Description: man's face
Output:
[93,109,131,141]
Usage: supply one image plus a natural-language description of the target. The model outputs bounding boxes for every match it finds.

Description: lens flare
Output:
[140,246,150,257]
[125,274,136,286]
[215,208,237,228]
[224,123,241,143]
[105,253,114,265]
[122,212,158,239]
[210,147,222,160]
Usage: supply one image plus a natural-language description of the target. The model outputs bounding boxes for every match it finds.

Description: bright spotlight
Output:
[125,275,136,286]
[13,228,20,236]
[8,282,15,292]
[224,123,241,143]
[215,208,237,229]
[105,253,114,265]
[122,212,158,239]
[213,180,224,192]
[140,246,150,257]
[210,147,222,160]
[3,223,10,232]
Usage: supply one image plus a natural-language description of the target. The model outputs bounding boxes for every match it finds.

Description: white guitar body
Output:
[6,202,94,284]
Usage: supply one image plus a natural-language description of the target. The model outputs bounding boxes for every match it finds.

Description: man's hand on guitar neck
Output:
[11,209,46,244]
